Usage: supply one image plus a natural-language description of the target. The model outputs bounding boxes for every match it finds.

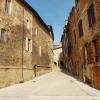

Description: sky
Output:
[27,0,75,44]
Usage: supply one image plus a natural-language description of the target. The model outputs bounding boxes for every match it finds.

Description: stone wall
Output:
[0,0,53,88]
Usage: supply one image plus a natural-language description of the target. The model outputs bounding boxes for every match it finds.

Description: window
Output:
[87,3,95,28]
[28,39,32,52]
[68,44,71,57]
[26,37,32,52]
[74,30,76,43]
[75,0,79,5]
[83,45,88,64]
[35,28,38,36]
[39,46,41,56]
[0,28,8,42]
[78,20,84,37]
[93,39,98,63]
[26,19,30,29]
[77,8,80,14]
[47,41,50,46]
[5,0,12,14]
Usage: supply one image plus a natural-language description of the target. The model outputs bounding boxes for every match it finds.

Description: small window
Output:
[39,46,41,56]
[83,45,88,64]
[87,3,95,28]
[26,19,30,29]
[25,37,32,52]
[93,40,98,63]
[5,0,12,14]
[74,30,76,43]
[28,39,31,52]
[0,28,8,42]
[68,44,71,57]
[78,20,84,37]
[75,0,79,5]
[77,8,80,14]
[35,28,38,36]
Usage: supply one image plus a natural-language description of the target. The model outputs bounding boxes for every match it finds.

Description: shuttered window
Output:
[28,39,32,52]
[25,37,32,53]
[0,28,8,42]
[93,38,100,63]
[87,43,94,64]
[83,45,88,65]
[75,0,79,5]
[68,44,72,57]
[5,0,12,14]
[78,20,84,37]
[87,3,95,28]
[74,30,76,43]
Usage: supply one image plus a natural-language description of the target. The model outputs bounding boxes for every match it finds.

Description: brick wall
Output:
[62,0,100,89]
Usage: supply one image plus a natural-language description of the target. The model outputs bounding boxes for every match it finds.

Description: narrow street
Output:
[0,69,100,100]
[0,0,100,100]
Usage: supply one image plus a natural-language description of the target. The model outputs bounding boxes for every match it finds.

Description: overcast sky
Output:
[27,0,75,44]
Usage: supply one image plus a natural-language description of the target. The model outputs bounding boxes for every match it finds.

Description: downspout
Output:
[21,0,25,82]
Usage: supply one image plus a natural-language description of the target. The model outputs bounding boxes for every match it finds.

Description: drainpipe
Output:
[21,0,25,83]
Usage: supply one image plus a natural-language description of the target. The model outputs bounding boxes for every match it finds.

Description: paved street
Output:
[0,70,100,100]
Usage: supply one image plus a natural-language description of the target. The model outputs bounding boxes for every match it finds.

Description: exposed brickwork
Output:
[61,0,100,89]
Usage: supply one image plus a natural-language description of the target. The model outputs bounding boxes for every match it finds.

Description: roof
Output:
[19,0,51,33]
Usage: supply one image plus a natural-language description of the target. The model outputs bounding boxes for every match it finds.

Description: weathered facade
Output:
[53,44,62,68]
[0,0,54,88]
[61,0,100,89]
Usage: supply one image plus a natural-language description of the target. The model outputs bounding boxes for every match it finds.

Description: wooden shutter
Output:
[96,38,100,62]
[78,20,84,37]
[87,3,95,27]
[87,42,94,64]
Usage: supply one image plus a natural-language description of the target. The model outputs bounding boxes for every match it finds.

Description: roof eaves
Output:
[19,0,50,33]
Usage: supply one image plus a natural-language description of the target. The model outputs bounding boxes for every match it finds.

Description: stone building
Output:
[0,0,54,88]
[61,0,100,89]
[53,44,62,68]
